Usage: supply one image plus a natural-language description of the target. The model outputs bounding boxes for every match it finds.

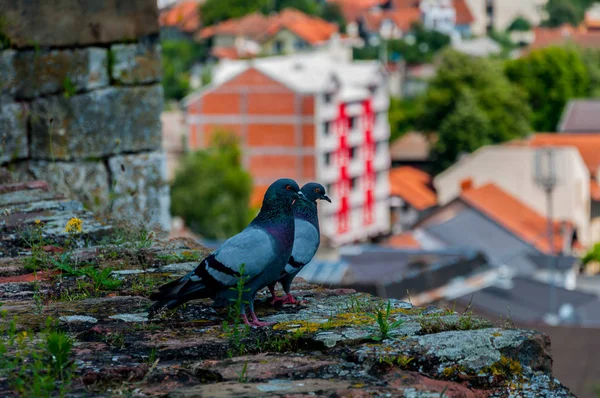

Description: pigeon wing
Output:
[283,218,319,275]
[205,227,277,286]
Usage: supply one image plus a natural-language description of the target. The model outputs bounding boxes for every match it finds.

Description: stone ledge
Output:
[110,40,161,85]
[0,181,575,397]
[0,101,28,164]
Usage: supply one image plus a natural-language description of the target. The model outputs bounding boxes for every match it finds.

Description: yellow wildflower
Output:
[35,219,41,225]
[65,217,83,233]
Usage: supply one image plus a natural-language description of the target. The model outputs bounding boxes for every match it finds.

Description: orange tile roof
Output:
[530,25,600,50]
[454,0,474,25]
[389,166,437,211]
[329,0,387,22]
[362,8,421,33]
[159,1,201,33]
[460,183,567,254]
[526,133,600,177]
[385,232,421,249]
[198,9,338,45]
[269,9,339,45]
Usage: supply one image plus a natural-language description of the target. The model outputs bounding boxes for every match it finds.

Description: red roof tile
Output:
[389,166,437,211]
[460,183,567,254]
[454,0,474,25]
[385,232,421,249]
[530,25,600,50]
[159,1,201,33]
[527,134,600,177]
[329,0,387,22]
[198,9,337,45]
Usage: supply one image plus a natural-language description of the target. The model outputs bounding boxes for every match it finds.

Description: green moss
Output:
[417,314,492,334]
[379,354,415,369]
[482,356,523,379]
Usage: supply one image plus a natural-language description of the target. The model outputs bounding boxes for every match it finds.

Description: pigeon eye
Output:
[285,185,292,191]
[315,188,320,193]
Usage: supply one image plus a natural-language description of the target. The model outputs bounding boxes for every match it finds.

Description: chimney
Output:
[460,178,474,192]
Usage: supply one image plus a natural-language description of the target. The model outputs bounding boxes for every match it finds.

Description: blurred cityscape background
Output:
[159,1,600,396]
[2,0,600,396]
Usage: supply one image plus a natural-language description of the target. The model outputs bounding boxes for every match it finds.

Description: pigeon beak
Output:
[294,191,303,200]
[322,194,332,203]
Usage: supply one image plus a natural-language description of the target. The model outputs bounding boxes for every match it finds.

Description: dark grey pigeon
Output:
[268,182,330,305]
[148,178,301,327]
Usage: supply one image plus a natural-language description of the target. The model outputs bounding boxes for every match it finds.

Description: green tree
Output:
[507,16,532,32]
[267,0,319,15]
[319,2,346,30]
[201,0,269,26]
[388,97,422,142]
[580,47,600,97]
[388,23,451,64]
[161,40,205,101]
[171,132,253,240]
[430,91,493,173]
[418,50,531,172]
[505,46,589,131]
[542,0,595,27]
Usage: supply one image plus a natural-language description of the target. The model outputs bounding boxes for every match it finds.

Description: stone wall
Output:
[0,0,170,230]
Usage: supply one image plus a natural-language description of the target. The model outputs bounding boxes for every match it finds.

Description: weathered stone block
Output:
[0,50,17,97]
[111,39,161,84]
[1,0,159,48]
[12,160,110,211]
[0,102,28,164]
[108,152,170,231]
[9,47,108,99]
[30,85,163,160]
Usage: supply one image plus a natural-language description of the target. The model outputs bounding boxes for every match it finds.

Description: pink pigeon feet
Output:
[271,293,304,305]
[241,313,275,328]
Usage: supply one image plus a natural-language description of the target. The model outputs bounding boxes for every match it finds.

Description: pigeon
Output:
[268,182,331,305]
[148,178,302,327]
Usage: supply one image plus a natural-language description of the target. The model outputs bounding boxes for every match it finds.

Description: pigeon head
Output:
[301,182,331,203]
[264,178,301,204]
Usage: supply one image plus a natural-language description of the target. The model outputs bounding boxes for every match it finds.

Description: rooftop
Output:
[558,99,600,133]
[203,52,383,100]
[159,0,202,33]
[460,183,568,254]
[389,166,437,211]
[530,25,600,51]
[198,9,338,46]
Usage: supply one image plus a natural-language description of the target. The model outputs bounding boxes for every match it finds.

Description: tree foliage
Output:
[161,40,205,101]
[505,46,589,132]
[417,50,531,173]
[200,0,269,26]
[543,0,596,27]
[580,47,600,97]
[431,91,492,173]
[200,0,346,28]
[388,97,422,142]
[388,23,451,64]
[507,16,532,32]
[170,132,253,240]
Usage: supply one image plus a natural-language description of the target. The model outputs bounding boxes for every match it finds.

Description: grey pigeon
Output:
[268,182,330,305]
[148,178,301,327]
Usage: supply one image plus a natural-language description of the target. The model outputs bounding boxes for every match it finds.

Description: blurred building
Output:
[433,144,591,246]
[465,0,547,35]
[559,99,600,133]
[197,9,343,60]
[184,52,391,246]
[389,166,437,233]
[159,0,203,39]
[529,24,600,51]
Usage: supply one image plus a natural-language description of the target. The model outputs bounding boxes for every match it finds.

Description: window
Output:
[348,116,356,130]
[324,152,331,166]
[327,184,334,196]
[294,39,306,50]
[323,121,330,135]
[350,177,359,190]
[323,92,332,103]
[349,146,357,159]
[274,40,284,54]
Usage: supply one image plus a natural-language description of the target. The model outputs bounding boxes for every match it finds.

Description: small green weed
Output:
[368,300,405,341]
[222,263,250,357]
[237,361,248,383]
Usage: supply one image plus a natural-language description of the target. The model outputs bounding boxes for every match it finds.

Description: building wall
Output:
[186,68,316,208]
[315,80,391,246]
[465,0,547,35]
[1,0,169,231]
[434,146,591,245]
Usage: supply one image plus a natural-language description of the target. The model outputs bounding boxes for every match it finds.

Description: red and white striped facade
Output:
[184,53,391,246]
